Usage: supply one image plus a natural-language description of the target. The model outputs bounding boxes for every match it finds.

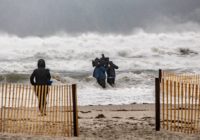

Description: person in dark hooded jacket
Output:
[93,59,106,88]
[30,59,51,115]
[100,54,109,67]
[106,61,118,86]
[30,59,51,85]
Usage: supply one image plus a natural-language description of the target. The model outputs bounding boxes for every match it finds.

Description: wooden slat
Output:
[177,82,180,132]
[28,85,31,134]
[197,84,200,133]
[174,81,176,131]
[188,83,191,134]
[56,85,59,136]
[3,83,6,133]
[162,79,165,129]
[53,85,56,135]
[49,85,52,135]
[15,85,19,133]
[29,85,34,135]
[56,86,60,135]
[24,84,28,134]
[66,85,70,136]
[42,85,46,134]
[69,85,73,136]
[41,85,45,135]
[69,85,72,136]
[184,83,187,133]
[10,84,14,133]
[38,85,42,134]
[56,85,58,134]
[51,85,53,135]
[16,84,20,134]
[170,80,172,131]
[166,80,169,130]
[43,85,46,134]
[20,84,25,133]
[33,85,38,135]
[49,86,52,135]
[46,85,49,135]
[7,83,11,133]
[194,84,198,133]
[15,84,18,133]
[1,84,4,132]
[13,84,17,133]
[41,85,45,134]
[61,85,64,136]
[181,83,184,132]
[64,85,67,136]
[190,84,194,133]
[58,85,61,135]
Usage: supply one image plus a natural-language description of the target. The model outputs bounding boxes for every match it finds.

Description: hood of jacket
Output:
[37,59,45,68]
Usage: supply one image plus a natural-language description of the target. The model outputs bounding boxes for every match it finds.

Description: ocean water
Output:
[0,31,200,105]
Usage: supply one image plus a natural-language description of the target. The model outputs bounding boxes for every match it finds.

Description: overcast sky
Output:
[0,0,200,36]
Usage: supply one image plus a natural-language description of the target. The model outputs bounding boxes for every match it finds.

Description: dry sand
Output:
[0,103,200,140]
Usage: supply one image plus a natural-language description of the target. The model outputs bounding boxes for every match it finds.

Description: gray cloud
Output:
[0,0,200,36]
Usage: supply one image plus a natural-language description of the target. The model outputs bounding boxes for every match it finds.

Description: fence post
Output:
[1,83,3,132]
[159,69,162,83]
[72,84,78,136]
[155,78,160,131]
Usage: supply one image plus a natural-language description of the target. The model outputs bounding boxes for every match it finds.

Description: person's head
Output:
[37,59,45,68]
[95,58,99,61]
[105,57,109,62]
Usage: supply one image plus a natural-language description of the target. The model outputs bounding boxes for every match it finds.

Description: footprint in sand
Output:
[95,114,106,119]
[80,111,92,113]
[112,117,122,119]
[127,117,136,120]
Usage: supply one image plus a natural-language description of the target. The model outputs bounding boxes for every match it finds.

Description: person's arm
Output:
[110,61,119,69]
[30,70,36,85]
[113,64,119,69]
[45,69,51,85]
[47,69,51,81]
[46,69,53,85]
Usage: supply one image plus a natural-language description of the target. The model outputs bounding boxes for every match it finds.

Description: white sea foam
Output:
[0,31,200,105]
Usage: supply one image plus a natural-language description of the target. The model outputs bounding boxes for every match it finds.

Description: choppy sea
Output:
[0,31,200,105]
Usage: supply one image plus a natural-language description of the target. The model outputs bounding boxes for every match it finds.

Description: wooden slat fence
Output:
[156,70,200,133]
[0,84,78,137]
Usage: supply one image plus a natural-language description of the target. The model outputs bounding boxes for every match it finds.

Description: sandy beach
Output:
[0,103,199,140]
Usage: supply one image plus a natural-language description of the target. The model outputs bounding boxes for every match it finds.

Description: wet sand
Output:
[0,104,200,140]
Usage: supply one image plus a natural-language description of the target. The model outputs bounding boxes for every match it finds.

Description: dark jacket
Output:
[100,54,109,67]
[93,66,106,80]
[30,59,51,85]
[106,61,118,78]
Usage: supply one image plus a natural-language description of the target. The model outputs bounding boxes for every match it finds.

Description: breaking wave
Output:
[0,31,200,105]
